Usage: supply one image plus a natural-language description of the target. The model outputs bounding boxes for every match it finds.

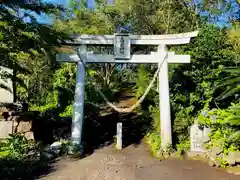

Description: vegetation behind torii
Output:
[0,0,239,176]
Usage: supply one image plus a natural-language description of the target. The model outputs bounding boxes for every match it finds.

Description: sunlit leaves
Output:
[0,21,9,28]
[0,2,67,103]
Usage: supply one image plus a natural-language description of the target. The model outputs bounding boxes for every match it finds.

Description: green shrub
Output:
[145,131,161,157]
[173,110,194,144]
[143,106,161,157]
[59,104,73,117]
[198,102,240,165]
[0,133,36,159]
[176,139,191,154]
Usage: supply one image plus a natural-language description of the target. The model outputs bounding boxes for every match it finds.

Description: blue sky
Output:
[36,0,95,23]
[35,0,239,26]
[36,0,69,24]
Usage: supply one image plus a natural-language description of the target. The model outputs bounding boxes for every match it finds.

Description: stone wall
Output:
[0,121,13,139]
[0,104,55,143]
[0,111,34,140]
[0,102,73,146]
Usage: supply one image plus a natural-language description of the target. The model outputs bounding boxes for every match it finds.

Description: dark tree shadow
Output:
[80,108,153,157]
[30,86,74,145]
[0,87,73,180]
[12,84,154,161]
[0,157,58,180]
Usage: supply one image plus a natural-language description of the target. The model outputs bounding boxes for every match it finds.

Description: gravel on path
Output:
[39,144,240,180]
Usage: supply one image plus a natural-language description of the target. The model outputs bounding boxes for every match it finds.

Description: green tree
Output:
[0,2,67,103]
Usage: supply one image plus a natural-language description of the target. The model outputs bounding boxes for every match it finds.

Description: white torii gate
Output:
[56,31,198,150]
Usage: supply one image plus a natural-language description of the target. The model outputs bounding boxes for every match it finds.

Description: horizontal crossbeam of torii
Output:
[56,31,198,151]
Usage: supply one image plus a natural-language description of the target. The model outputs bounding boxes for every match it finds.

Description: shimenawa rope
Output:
[76,48,167,113]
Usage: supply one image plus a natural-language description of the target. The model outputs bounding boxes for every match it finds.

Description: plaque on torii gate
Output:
[56,31,198,150]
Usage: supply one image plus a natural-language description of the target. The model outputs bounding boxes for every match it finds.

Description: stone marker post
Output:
[116,122,122,149]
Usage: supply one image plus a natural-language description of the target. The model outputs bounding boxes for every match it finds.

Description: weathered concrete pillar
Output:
[158,45,172,150]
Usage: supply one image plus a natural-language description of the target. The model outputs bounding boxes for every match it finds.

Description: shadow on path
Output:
[81,111,152,156]
[0,157,58,180]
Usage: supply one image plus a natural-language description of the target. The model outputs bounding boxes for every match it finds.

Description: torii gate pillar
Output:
[57,31,198,151]
[158,45,172,148]
[71,45,86,145]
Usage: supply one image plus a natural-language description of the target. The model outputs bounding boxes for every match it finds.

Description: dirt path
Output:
[39,144,239,180]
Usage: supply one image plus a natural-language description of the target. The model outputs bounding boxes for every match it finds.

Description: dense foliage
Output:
[0,0,239,168]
